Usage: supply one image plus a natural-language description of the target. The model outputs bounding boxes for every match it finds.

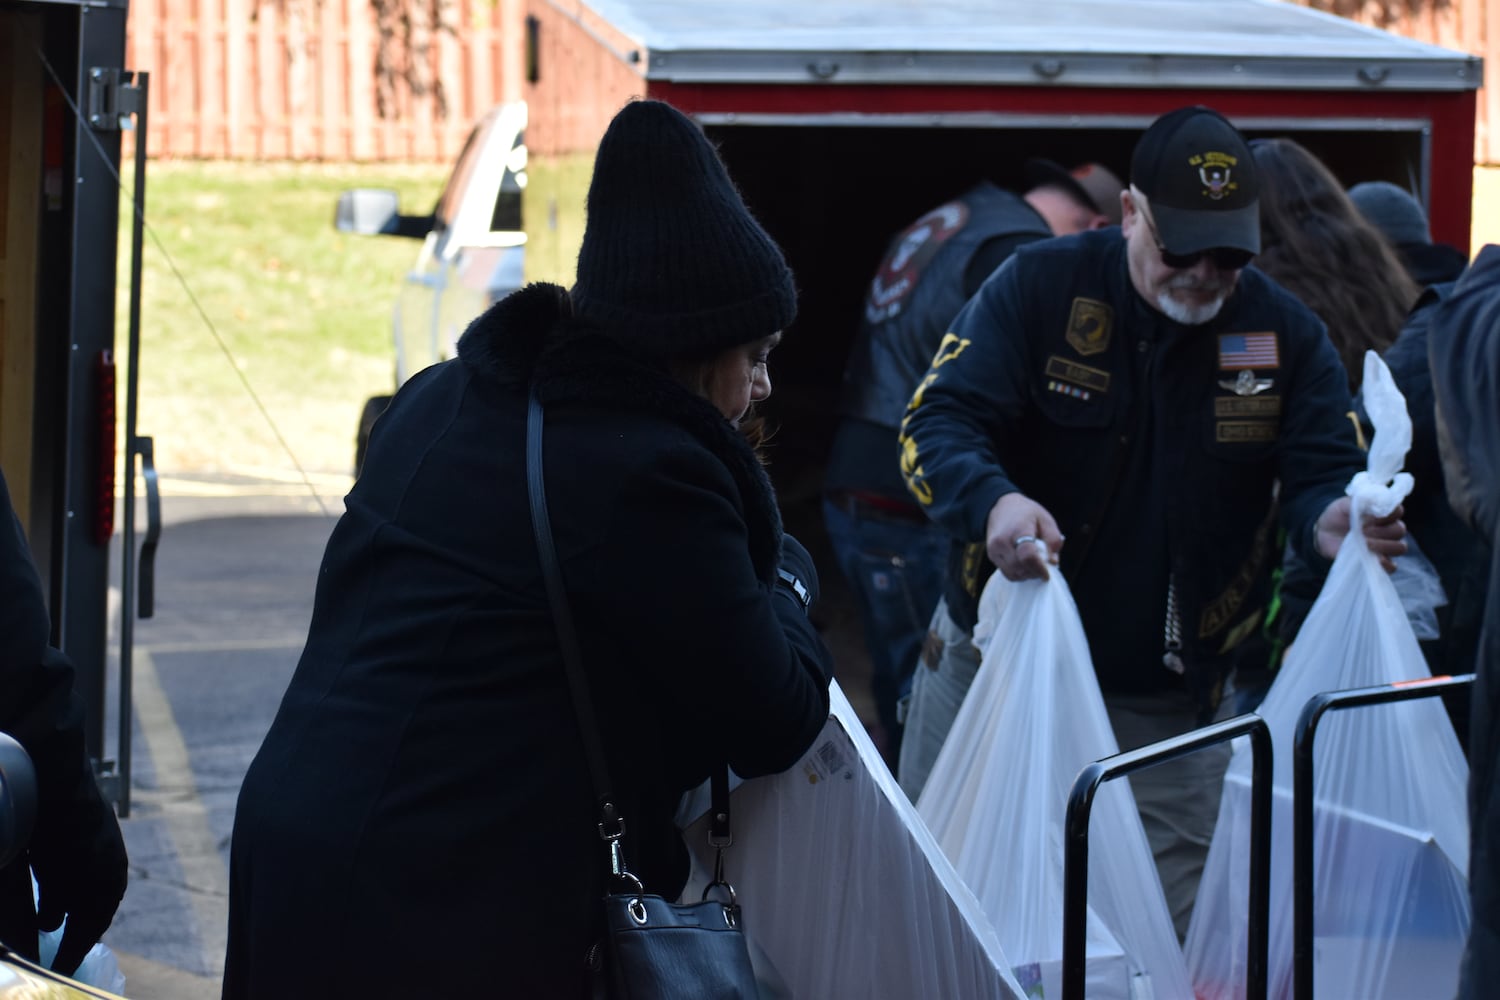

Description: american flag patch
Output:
[1218,332,1279,370]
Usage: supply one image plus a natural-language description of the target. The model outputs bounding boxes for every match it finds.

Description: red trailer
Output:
[524,0,1479,368]
[521,0,1480,668]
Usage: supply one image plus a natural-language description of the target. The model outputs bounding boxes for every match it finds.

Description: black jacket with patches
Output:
[899,229,1362,709]
[223,284,832,999]
[828,184,1051,502]
[1429,245,1500,1000]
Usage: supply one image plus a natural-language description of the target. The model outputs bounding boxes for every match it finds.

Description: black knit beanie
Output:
[571,99,797,357]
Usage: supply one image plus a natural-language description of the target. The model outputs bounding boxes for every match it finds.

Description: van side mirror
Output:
[0,733,37,870]
[335,189,433,239]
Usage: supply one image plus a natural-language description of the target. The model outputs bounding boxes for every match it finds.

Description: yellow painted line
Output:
[111,468,351,500]
[130,648,229,978]
[141,637,304,655]
[213,465,352,486]
[129,479,345,499]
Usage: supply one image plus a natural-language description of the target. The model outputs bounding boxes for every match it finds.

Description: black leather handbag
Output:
[525,390,759,1000]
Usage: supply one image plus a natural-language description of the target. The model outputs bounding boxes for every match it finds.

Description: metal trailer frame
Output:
[536,0,1482,248]
[8,0,153,804]
[1063,713,1274,1000]
[1292,673,1477,1000]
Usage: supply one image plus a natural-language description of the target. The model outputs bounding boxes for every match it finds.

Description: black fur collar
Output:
[457,284,783,584]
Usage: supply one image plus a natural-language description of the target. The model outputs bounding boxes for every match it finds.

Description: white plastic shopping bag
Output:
[679,682,1027,1000]
[1185,351,1470,1000]
[918,567,1194,1000]
[30,873,127,995]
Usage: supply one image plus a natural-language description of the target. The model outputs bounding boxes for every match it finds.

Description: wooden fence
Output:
[125,0,525,161]
[124,0,1496,163]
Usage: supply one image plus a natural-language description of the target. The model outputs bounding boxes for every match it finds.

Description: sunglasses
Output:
[1139,204,1255,271]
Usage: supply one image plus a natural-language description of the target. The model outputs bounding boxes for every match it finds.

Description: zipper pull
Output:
[1163,576,1185,674]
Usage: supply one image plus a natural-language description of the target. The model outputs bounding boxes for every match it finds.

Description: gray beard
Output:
[1155,290,1227,326]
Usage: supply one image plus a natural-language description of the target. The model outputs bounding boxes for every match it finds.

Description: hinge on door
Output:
[86,67,143,131]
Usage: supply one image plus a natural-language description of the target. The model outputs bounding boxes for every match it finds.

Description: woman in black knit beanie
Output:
[222,99,832,998]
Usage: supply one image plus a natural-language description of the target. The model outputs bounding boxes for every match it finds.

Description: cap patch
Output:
[1191,152,1240,201]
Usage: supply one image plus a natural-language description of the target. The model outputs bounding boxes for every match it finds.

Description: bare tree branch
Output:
[264,0,456,122]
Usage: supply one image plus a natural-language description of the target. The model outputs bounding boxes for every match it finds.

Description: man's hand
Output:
[985,492,1064,581]
[1314,495,1408,572]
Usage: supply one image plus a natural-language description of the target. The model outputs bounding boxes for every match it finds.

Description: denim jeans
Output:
[821,497,948,756]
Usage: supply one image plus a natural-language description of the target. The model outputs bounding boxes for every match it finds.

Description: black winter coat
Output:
[1429,245,1500,1000]
[222,285,832,999]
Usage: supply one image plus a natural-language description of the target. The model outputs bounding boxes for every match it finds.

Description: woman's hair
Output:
[1250,138,1420,392]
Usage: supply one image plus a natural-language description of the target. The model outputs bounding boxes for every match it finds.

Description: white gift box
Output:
[1192,772,1468,1000]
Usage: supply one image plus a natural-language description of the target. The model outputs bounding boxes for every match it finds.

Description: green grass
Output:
[118,160,450,475]
[117,154,594,477]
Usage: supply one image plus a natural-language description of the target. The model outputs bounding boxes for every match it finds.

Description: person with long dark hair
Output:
[1249,137,1420,392]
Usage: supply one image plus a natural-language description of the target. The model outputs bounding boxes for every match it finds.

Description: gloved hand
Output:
[30,784,127,976]
[776,534,822,612]
[24,673,128,977]
[33,835,126,976]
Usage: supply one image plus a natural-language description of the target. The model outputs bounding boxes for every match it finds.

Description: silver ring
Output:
[1013,534,1037,548]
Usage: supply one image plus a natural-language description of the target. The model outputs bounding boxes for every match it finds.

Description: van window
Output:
[491,131,526,232]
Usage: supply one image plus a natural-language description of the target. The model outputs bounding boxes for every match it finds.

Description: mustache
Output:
[1163,272,1232,293]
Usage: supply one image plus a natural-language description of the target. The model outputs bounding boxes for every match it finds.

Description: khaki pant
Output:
[1103,691,1231,940]
[896,597,1230,940]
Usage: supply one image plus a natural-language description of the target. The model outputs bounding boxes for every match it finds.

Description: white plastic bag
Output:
[1185,351,1470,1000]
[37,929,127,995]
[1388,532,1448,639]
[679,682,1027,1000]
[30,873,127,995]
[918,567,1194,1000]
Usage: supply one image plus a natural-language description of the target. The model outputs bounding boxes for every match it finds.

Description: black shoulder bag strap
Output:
[524,389,735,895]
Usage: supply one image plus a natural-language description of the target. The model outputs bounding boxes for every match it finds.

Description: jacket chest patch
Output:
[1214,395,1281,418]
[1044,355,1111,394]
[1215,421,1278,443]
[1047,380,1093,401]
[1218,332,1279,370]
[1065,297,1114,356]
[1218,369,1274,396]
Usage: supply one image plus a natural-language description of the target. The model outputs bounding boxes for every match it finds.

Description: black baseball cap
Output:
[1130,106,1260,256]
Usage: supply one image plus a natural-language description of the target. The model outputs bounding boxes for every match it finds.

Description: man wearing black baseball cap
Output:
[825,157,1123,764]
[897,105,1406,935]
[1125,105,1260,327]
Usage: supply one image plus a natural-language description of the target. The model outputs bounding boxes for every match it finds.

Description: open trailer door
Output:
[1,0,155,811]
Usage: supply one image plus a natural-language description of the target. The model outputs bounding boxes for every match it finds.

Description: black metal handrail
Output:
[1292,673,1475,1000]
[1063,713,1273,1000]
